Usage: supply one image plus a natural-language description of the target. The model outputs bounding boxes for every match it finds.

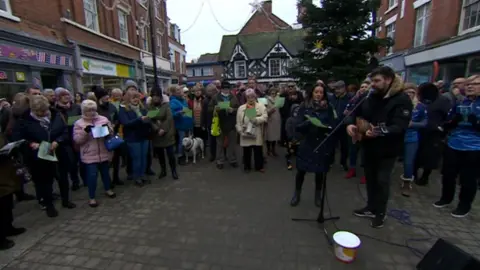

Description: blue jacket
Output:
[446,98,480,151]
[169,96,193,132]
[331,92,353,123]
[118,105,150,142]
[405,102,428,143]
[295,102,336,173]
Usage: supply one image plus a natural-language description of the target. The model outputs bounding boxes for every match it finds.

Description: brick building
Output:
[168,22,187,85]
[376,0,480,85]
[218,0,305,84]
[186,53,223,86]
[0,0,173,97]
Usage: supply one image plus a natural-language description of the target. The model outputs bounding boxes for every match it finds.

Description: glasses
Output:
[466,82,480,86]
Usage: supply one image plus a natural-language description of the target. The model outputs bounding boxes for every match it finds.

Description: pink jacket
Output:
[73,115,113,164]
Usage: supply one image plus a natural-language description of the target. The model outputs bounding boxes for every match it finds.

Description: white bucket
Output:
[333,231,361,263]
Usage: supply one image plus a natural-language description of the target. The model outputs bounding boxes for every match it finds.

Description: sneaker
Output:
[353,206,375,218]
[39,200,46,210]
[287,164,293,170]
[62,201,77,209]
[451,206,470,218]
[370,214,386,228]
[433,200,451,208]
[345,168,356,179]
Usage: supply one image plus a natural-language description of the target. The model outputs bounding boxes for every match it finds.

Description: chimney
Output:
[262,0,272,14]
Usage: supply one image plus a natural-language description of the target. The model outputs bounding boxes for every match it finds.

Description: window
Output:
[84,0,99,31]
[386,23,396,54]
[141,27,149,51]
[194,68,201,77]
[269,59,281,77]
[156,33,163,57]
[187,69,194,77]
[234,61,246,78]
[170,49,176,70]
[118,9,129,43]
[202,67,213,76]
[414,3,431,47]
[154,0,161,19]
[462,0,480,31]
[388,0,397,9]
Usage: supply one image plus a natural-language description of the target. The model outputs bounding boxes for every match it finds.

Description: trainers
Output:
[433,200,451,208]
[345,168,356,179]
[370,214,386,228]
[353,206,375,218]
[451,206,470,218]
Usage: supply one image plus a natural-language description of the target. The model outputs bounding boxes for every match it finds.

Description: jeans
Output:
[348,138,363,168]
[403,141,419,179]
[85,161,111,199]
[440,147,480,211]
[177,130,186,156]
[127,140,149,181]
[364,156,396,215]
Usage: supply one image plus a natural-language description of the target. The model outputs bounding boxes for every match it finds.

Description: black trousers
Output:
[30,160,56,207]
[154,146,176,170]
[364,156,396,215]
[242,146,263,170]
[56,148,73,203]
[112,145,123,182]
[295,170,323,191]
[0,193,14,240]
[440,147,480,211]
[208,133,217,159]
[59,145,81,185]
[146,141,153,172]
[330,129,349,166]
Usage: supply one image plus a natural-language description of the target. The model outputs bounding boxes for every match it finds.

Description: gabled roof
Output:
[197,53,219,63]
[218,29,306,62]
[238,10,291,35]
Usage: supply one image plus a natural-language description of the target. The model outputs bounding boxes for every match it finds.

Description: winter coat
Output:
[285,104,301,140]
[53,103,82,144]
[73,115,113,164]
[151,101,176,148]
[208,93,240,134]
[170,96,193,131]
[236,102,268,147]
[296,102,336,173]
[97,102,118,124]
[416,95,451,170]
[12,111,65,166]
[331,92,353,124]
[202,96,214,131]
[0,135,21,198]
[265,96,281,141]
[118,104,150,143]
[346,75,413,160]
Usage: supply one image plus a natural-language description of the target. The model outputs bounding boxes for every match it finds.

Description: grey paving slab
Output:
[1,147,480,270]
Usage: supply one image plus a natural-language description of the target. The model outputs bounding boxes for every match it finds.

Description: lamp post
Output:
[148,0,160,91]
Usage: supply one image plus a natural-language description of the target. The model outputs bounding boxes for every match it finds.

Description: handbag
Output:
[211,112,221,137]
[104,134,124,152]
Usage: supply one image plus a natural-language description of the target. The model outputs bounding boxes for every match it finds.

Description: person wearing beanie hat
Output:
[92,86,118,124]
[52,87,80,209]
[124,80,139,92]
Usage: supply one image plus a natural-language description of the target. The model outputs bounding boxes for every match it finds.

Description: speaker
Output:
[417,238,480,270]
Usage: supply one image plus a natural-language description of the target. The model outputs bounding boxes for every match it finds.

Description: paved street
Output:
[1,148,480,270]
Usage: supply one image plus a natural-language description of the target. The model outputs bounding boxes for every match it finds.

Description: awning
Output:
[186,80,213,86]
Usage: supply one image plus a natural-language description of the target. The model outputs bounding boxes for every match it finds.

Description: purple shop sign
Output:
[0,44,37,61]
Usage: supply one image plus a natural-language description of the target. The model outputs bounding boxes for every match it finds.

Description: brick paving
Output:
[1,148,480,270]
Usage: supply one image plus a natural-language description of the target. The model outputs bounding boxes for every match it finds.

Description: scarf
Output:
[130,104,142,117]
[56,102,71,110]
[193,97,202,127]
[30,112,50,130]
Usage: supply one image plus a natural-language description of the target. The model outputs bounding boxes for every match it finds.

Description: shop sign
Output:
[82,57,117,76]
[0,71,7,80]
[15,72,25,82]
[0,44,71,67]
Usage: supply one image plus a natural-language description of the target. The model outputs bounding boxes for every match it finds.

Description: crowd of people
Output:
[0,66,479,250]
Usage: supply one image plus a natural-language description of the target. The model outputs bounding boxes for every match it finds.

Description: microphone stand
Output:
[291,91,371,246]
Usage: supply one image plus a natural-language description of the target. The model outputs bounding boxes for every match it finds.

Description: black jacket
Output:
[346,76,413,159]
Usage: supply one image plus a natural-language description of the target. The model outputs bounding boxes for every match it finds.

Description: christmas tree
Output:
[292,0,392,85]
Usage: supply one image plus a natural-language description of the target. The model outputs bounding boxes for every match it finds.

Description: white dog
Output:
[182,135,205,164]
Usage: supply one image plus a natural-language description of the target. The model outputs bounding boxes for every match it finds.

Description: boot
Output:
[400,175,413,197]
[345,168,356,179]
[158,165,167,179]
[169,157,179,180]
[315,190,322,207]
[171,168,179,180]
[290,190,301,206]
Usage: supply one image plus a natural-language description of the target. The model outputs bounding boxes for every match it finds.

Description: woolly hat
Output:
[417,82,439,103]
[54,87,70,97]
[91,85,108,100]
[124,80,138,91]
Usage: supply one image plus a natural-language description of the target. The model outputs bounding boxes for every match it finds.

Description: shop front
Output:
[145,66,172,92]
[81,56,136,92]
[0,29,74,101]
[405,31,480,85]
[380,52,406,81]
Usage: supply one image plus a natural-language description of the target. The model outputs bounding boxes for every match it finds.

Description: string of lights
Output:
[180,0,205,33]
[205,0,253,33]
